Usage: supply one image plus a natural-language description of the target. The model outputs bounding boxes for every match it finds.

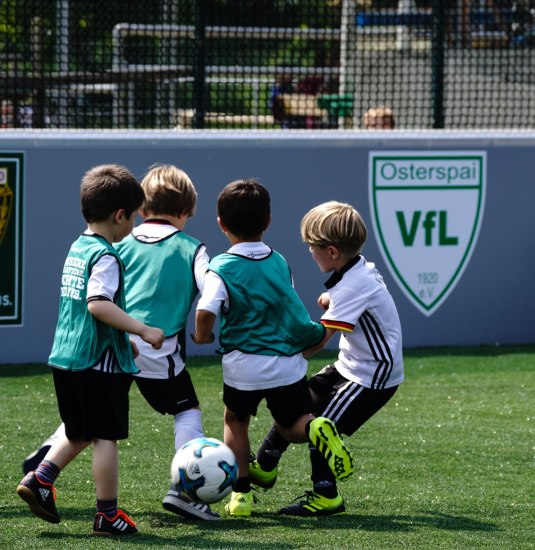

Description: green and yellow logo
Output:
[0,168,13,244]
[369,152,486,316]
[0,153,24,326]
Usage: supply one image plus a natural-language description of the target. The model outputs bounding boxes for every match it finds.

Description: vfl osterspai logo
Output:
[0,167,13,245]
[369,152,486,316]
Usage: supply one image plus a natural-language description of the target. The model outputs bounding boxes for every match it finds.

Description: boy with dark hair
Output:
[22,164,220,521]
[249,200,404,516]
[16,164,165,536]
[192,180,354,517]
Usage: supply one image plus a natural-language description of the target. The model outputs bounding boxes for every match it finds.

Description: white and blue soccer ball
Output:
[171,437,238,504]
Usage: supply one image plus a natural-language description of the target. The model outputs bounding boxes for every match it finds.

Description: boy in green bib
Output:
[192,178,354,517]
[17,164,164,536]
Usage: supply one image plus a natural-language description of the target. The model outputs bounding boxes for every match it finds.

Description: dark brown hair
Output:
[217,178,270,238]
[80,164,144,222]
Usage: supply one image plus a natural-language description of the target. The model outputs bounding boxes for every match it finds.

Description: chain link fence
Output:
[1,0,535,130]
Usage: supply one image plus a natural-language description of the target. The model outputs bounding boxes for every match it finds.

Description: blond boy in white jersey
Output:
[249,200,404,516]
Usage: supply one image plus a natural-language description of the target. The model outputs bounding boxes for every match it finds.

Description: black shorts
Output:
[309,364,398,436]
[52,367,134,441]
[223,376,313,428]
[134,369,199,416]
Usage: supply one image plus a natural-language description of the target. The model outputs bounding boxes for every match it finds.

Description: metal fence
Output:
[1,0,535,130]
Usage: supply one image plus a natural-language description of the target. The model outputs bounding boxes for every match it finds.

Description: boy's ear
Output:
[327,245,340,260]
[217,216,227,233]
[114,208,127,224]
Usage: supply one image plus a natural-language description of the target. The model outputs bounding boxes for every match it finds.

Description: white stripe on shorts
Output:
[321,380,365,424]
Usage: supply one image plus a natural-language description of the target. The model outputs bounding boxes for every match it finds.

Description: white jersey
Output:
[321,255,404,390]
[197,241,308,391]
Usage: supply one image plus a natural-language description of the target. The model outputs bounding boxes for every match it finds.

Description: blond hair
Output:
[301,201,367,256]
[141,164,197,217]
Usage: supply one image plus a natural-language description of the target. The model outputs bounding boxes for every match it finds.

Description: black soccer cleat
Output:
[278,490,345,516]
[17,471,60,524]
[92,509,138,536]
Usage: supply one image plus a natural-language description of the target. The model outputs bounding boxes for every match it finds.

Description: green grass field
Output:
[1,346,534,549]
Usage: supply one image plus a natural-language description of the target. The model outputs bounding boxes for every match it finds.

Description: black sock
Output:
[310,446,338,498]
[96,497,118,518]
[234,476,251,493]
[257,425,290,471]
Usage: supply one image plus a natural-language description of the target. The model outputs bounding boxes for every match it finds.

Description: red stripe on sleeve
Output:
[320,319,354,332]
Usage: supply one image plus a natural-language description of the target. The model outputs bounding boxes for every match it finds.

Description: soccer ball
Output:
[171,437,238,504]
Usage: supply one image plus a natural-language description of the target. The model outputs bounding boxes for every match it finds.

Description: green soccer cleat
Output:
[224,491,254,517]
[278,490,345,516]
[308,417,354,481]
[248,458,278,489]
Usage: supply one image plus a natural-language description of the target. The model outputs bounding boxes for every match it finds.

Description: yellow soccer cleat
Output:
[224,491,254,517]
[248,458,277,490]
[308,417,354,481]
[278,490,345,516]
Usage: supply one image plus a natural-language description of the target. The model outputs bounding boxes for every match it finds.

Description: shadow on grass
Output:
[137,509,500,535]
[2,507,500,549]
[263,510,500,533]
[4,506,500,535]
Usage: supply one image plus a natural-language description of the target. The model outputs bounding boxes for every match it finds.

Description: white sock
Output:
[43,423,66,447]
[174,408,204,451]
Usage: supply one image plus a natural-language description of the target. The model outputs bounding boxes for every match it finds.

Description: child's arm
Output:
[193,245,210,295]
[317,292,330,310]
[303,327,336,358]
[88,300,164,349]
[191,309,216,344]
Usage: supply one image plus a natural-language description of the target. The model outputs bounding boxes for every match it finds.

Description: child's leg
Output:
[224,406,251,487]
[91,439,138,537]
[164,407,220,521]
[222,385,264,517]
[174,407,204,451]
[276,414,354,482]
[280,377,399,516]
[137,372,220,521]
[276,413,313,442]
[92,439,119,501]
[308,445,338,497]
[255,424,291,471]
[17,435,91,524]
[23,423,66,474]
[134,370,204,451]
[45,434,91,470]
[223,406,257,517]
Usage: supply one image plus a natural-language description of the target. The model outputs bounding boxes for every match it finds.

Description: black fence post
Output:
[431,0,445,129]
[193,0,206,129]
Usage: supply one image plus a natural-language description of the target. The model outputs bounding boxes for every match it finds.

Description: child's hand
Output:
[317,292,330,310]
[130,339,140,358]
[141,327,165,349]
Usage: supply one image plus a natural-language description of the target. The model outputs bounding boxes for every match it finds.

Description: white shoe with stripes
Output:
[163,486,220,521]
